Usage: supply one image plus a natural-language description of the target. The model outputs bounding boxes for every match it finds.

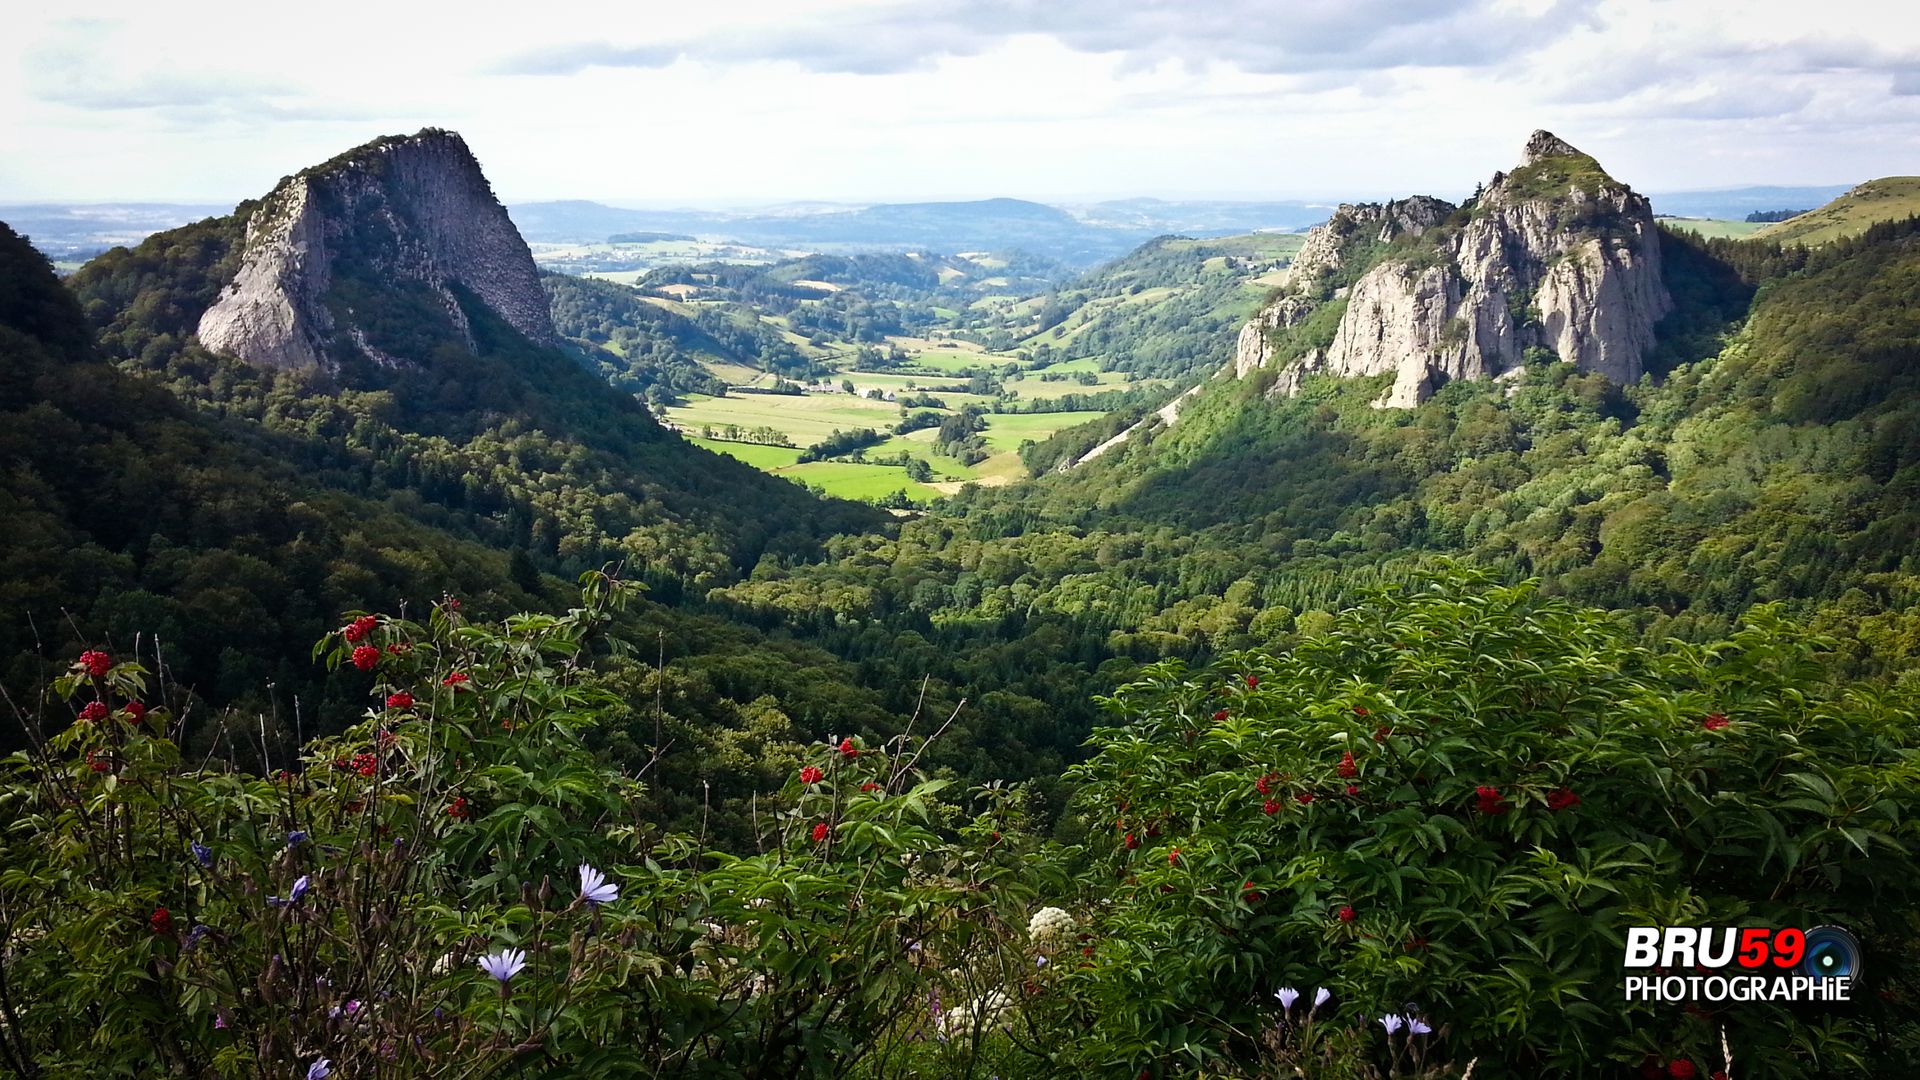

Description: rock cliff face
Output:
[1232,195,1452,377]
[197,129,556,370]
[1234,131,1669,407]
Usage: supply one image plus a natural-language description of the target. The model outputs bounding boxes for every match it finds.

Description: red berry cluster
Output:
[446,796,472,819]
[386,692,414,710]
[78,651,111,678]
[1474,786,1510,815]
[799,765,824,785]
[343,615,377,643]
[351,646,381,672]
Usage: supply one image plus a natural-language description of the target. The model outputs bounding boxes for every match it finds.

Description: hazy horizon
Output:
[5,1,1917,205]
[0,181,1879,214]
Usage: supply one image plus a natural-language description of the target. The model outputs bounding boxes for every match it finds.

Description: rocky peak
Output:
[1286,196,1455,292]
[1233,195,1456,377]
[1232,130,1670,407]
[1522,129,1583,164]
[197,128,556,371]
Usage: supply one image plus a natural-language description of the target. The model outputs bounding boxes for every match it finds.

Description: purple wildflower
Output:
[578,863,619,906]
[477,947,527,983]
[269,874,311,907]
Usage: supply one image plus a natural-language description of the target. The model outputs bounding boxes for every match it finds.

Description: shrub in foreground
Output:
[1061,572,1920,1077]
[0,575,1040,1078]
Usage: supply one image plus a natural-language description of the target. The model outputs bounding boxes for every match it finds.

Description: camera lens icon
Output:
[1799,926,1861,982]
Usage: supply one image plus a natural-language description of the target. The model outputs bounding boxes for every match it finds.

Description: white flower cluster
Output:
[938,990,1012,1035]
[1026,906,1076,944]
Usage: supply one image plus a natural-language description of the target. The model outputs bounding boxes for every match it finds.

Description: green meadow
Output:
[1658,218,1769,239]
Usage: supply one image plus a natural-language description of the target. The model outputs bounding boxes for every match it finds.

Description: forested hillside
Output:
[728,218,1920,680]
[1002,233,1303,378]
[0,213,1123,837]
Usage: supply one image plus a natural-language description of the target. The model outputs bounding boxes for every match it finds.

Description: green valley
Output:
[541,237,1299,503]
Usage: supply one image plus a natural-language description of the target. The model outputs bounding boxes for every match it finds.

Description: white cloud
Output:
[0,0,1915,203]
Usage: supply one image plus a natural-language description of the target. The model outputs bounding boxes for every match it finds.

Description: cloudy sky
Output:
[4,0,1916,205]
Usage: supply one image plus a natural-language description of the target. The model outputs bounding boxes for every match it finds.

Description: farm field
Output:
[1030,356,1103,373]
[836,371,975,392]
[665,393,904,445]
[777,461,943,502]
[1007,370,1140,400]
[1658,218,1769,239]
[902,349,1005,373]
[685,437,803,469]
[668,379,1118,501]
[977,411,1108,453]
[589,230,1291,505]
[686,436,946,502]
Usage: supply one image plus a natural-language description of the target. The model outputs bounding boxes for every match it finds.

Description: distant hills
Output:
[4,196,1327,271]
[5,183,1888,273]
[1645,184,1853,220]
[0,202,229,261]
[504,196,1327,266]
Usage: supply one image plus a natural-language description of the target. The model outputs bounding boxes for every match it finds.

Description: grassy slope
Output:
[1754,177,1920,245]
[1659,219,1770,240]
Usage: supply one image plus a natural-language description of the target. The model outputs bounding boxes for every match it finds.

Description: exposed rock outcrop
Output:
[1232,196,1452,378]
[198,129,556,370]
[1234,131,1669,408]
[1060,382,1205,469]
